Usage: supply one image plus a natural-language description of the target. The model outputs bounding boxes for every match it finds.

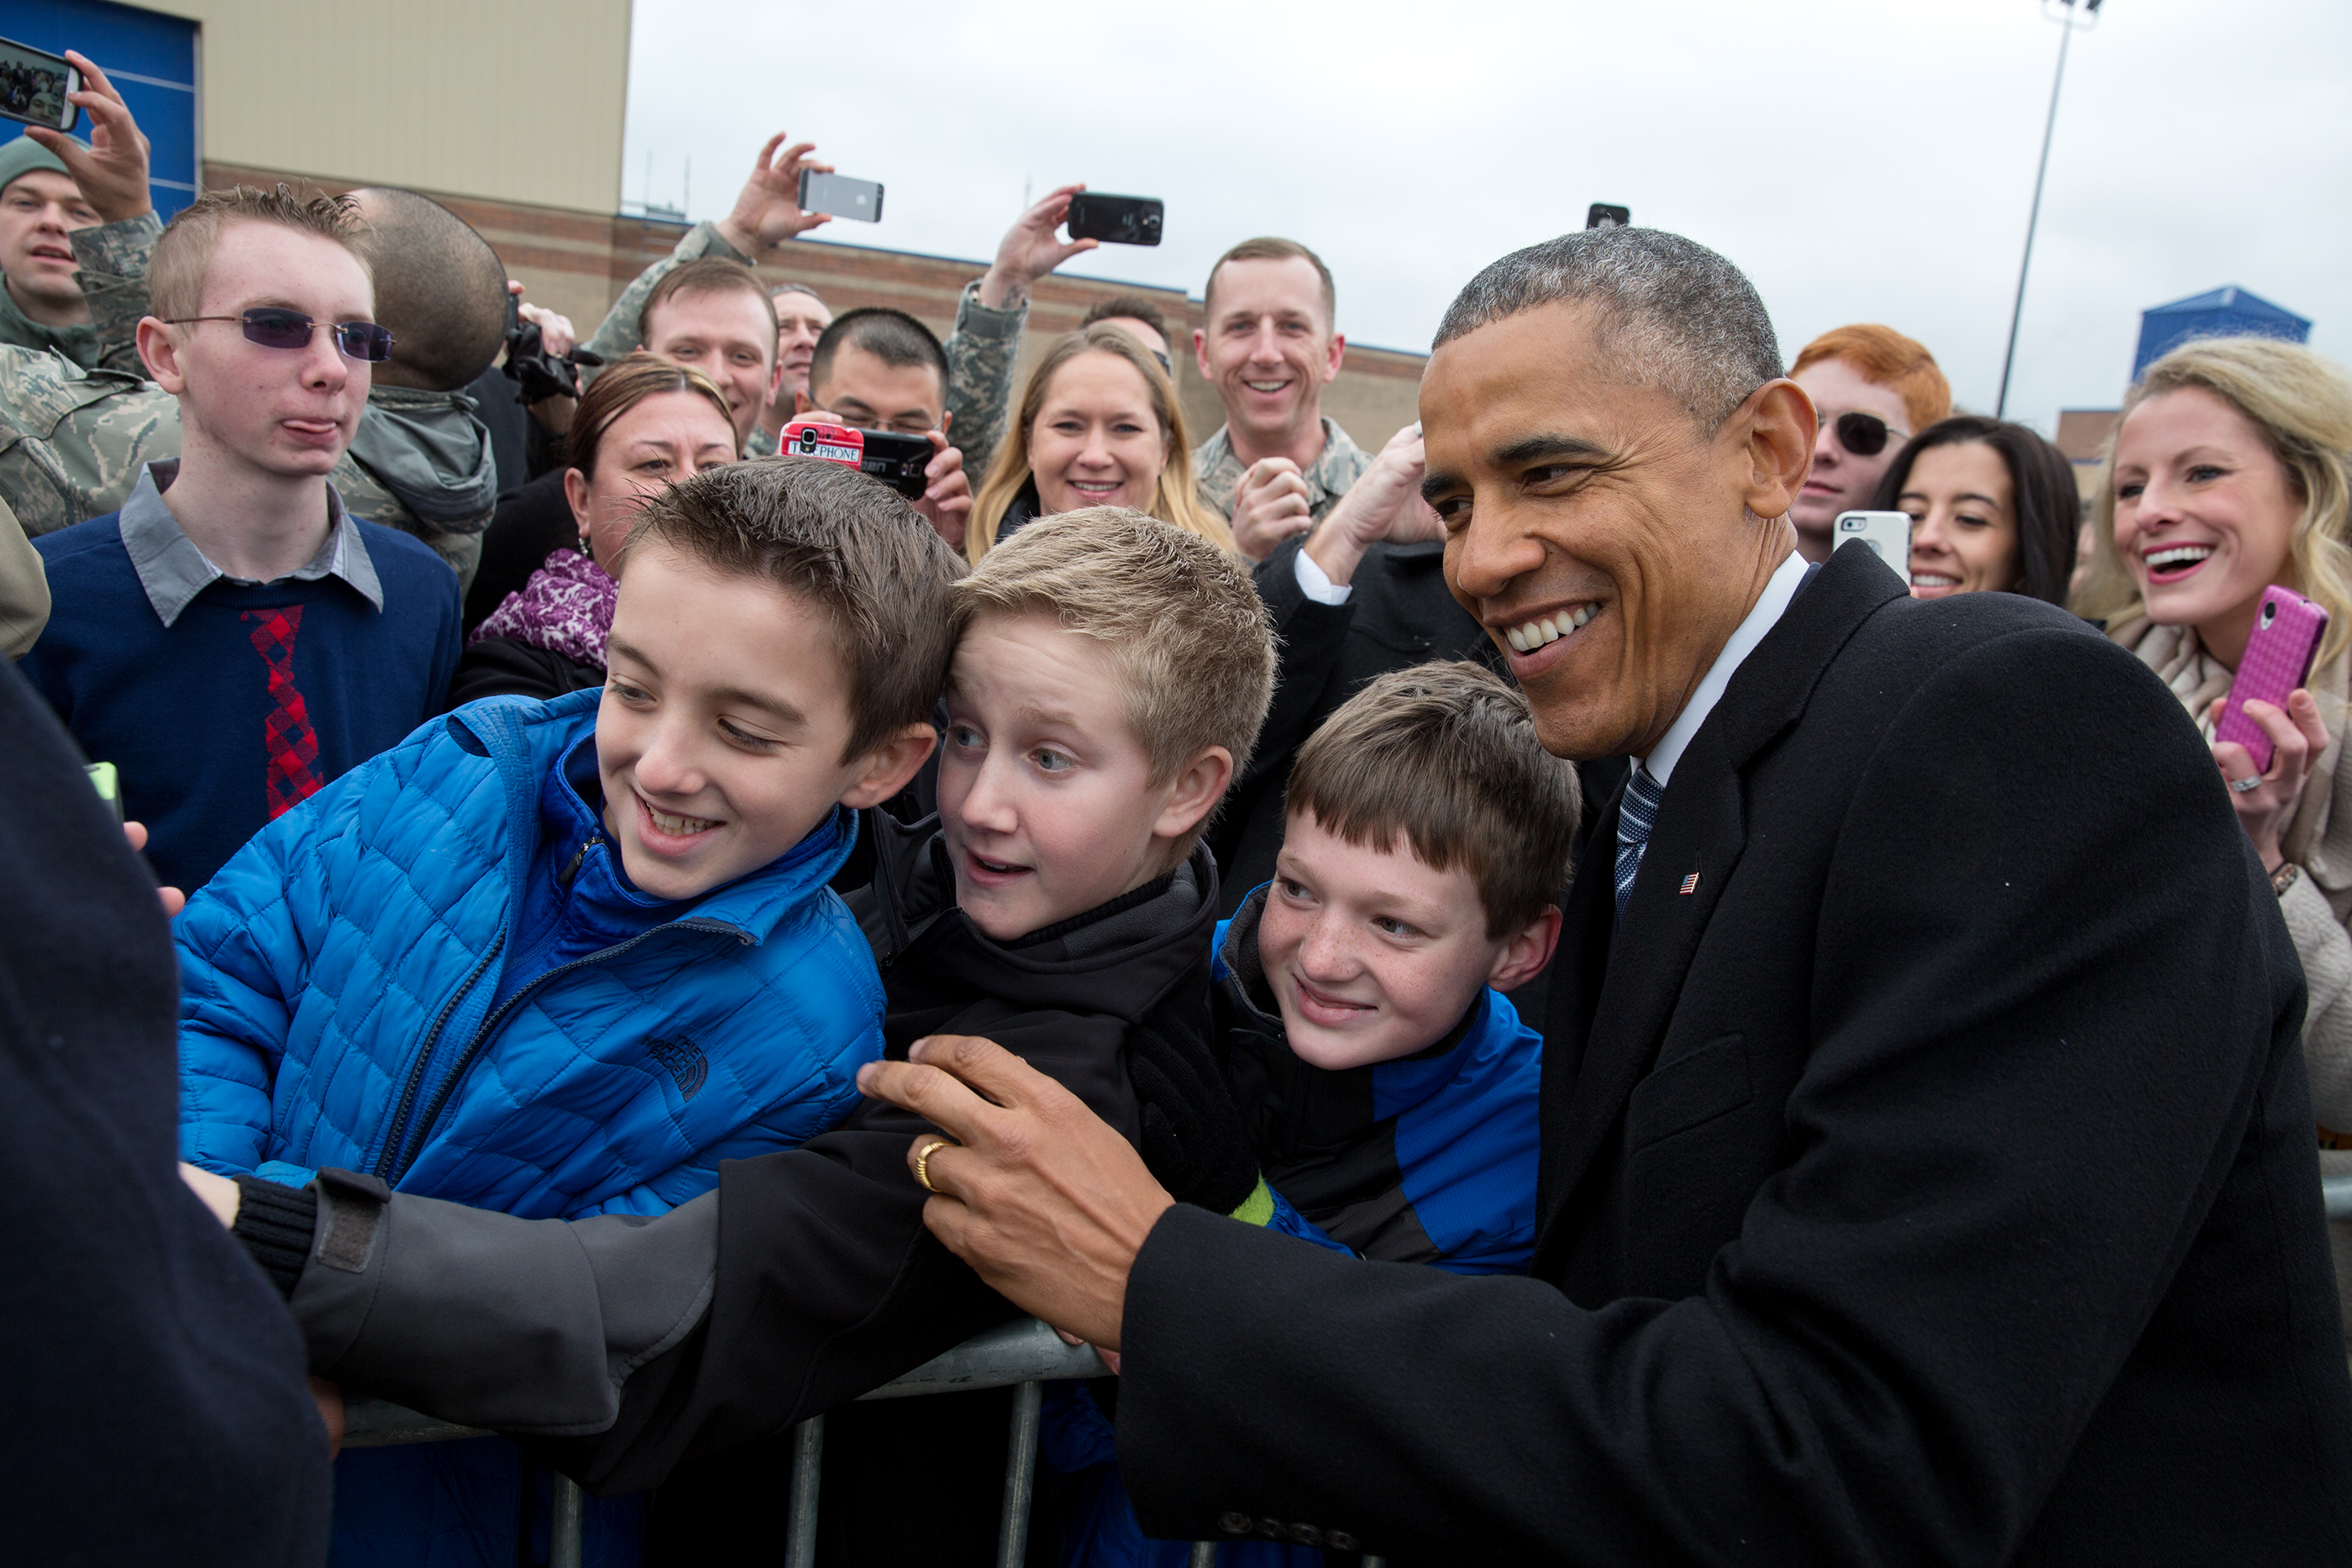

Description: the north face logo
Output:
[645,1036,708,1102]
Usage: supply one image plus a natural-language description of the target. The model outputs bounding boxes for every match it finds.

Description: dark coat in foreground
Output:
[1116,544,2352,1564]
[0,655,330,1564]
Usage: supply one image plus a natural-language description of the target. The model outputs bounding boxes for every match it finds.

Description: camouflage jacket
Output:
[0,350,177,537]
[0,270,97,369]
[943,281,1025,485]
[581,221,1019,475]
[69,212,160,375]
[1194,417,1372,524]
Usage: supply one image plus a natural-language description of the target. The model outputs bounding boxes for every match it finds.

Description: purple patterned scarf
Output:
[470,547,617,673]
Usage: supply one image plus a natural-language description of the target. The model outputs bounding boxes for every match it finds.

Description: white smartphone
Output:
[0,36,79,132]
[1834,510,1913,585]
[798,170,883,222]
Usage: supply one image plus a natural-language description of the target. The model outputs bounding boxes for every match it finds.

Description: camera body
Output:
[1067,193,1163,247]
[782,421,932,501]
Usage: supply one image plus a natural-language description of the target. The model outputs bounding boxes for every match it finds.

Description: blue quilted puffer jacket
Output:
[176,687,885,1219]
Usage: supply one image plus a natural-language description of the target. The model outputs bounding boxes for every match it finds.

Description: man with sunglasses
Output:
[20,186,459,894]
[1787,324,1951,564]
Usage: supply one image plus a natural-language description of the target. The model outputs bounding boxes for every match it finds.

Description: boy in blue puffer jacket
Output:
[1047,662,1583,1568]
[176,456,962,1566]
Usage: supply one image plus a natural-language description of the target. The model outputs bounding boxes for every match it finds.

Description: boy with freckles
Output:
[1046,661,1580,1565]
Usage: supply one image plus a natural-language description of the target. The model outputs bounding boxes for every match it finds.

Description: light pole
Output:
[1996,0,2103,420]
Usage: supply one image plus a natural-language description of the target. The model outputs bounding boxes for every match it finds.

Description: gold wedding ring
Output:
[914,1138,953,1194]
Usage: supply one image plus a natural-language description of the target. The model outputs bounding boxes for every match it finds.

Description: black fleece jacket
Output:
[272,812,1239,1497]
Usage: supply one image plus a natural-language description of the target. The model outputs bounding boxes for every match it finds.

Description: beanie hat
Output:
[0,134,81,198]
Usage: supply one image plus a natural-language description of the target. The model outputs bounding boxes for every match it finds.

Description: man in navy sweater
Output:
[21,185,458,893]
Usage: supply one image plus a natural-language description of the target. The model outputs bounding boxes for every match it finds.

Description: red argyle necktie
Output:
[243,606,323,818]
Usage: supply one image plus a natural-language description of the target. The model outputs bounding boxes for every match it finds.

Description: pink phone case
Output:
[2216,585,2328,774]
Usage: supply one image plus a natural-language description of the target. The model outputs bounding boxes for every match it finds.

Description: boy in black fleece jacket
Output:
[190,507,1278,1553]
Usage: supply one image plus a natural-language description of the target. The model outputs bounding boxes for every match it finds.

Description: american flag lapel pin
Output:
[1679,872,1700,895]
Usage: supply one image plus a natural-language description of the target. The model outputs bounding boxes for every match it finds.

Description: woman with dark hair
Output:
[449,354,737,706]
[1867,414,2081,605]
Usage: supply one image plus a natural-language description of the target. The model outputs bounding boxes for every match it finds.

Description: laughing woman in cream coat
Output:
[2077,336,2352,1354]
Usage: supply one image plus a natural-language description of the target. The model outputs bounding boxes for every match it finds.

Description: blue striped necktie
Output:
[1614,763,1665,925]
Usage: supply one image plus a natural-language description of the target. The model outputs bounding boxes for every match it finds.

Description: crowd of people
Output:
[7,47,2352,1568]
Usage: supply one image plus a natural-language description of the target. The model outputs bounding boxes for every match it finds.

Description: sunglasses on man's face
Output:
[165,308,395,363]
[1824,409,1907,458]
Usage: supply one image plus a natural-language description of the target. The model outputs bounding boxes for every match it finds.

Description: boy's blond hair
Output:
[150,185,366,324]
[1286,662,1582,936]
[952,507,1275,849]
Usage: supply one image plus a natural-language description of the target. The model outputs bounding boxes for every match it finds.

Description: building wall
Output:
[142,0,630,215]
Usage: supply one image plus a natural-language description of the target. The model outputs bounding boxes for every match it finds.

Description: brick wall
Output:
[205,162,1427,455]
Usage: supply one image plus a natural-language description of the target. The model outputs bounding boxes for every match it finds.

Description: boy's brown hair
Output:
[617,455,967,762]
[950,506,1275,851]
[1286,662,1582,936]
[150,184,366,323]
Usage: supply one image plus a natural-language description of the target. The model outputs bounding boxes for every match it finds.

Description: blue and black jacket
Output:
[1046,883,1546,1567]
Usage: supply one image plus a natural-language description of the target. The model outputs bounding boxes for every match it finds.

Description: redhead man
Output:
[1787,323,1950,563]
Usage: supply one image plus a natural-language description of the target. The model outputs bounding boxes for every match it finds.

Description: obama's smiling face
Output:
[1422,298,1814,763]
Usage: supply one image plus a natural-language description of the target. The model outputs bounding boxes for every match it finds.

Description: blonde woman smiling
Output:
[965,323,1230,563]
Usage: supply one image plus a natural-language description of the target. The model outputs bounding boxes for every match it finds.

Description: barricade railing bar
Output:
[344,1316,1386,1567]
[340,1174,2352,1565]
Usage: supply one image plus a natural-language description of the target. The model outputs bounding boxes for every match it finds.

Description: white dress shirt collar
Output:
[1640,548,1810,788]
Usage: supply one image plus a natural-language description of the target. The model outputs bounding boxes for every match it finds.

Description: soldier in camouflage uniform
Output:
[0,211,178,537]
[0,135,107,369]
[1189,237,1373,561]
[1193,417,1371,534]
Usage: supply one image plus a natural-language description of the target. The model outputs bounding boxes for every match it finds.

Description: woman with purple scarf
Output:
[451,354,738,706]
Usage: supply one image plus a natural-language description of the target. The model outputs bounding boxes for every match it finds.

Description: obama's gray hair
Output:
[1433,228,1782,432]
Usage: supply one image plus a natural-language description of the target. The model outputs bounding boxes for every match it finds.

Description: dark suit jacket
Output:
[1116,545,2352,1563]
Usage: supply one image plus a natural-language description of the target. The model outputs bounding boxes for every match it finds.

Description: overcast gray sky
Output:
[622,0,2350,434]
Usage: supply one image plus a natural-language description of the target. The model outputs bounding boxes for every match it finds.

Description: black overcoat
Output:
[1116,545,2352,1564]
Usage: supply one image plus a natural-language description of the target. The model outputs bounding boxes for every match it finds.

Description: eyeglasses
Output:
[1148,349,1172,375]
[1823,410,1908,458]
[165,308,395,363]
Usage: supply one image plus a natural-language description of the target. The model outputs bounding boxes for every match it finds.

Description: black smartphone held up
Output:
[781,420,931,500]
[0,36,79,132]
[1066,192,1163,247]
[1586,203,1630,229]
[799,170,883,223]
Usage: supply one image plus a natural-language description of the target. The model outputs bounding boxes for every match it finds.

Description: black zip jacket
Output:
[275,812,1251,1497]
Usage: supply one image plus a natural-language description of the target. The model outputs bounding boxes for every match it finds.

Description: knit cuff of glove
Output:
[230,1174,319,1299]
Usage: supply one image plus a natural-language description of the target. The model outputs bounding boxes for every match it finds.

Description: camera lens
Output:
[2262,601,2277,628]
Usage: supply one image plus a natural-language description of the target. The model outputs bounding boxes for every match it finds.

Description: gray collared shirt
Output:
[118,459,383,627]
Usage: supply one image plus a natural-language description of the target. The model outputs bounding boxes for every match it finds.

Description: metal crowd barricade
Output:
[340,1174,2352,1565]
[344,1316,1389,1567]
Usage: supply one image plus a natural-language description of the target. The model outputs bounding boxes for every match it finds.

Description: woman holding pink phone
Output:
[2076,335,2352,1358]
